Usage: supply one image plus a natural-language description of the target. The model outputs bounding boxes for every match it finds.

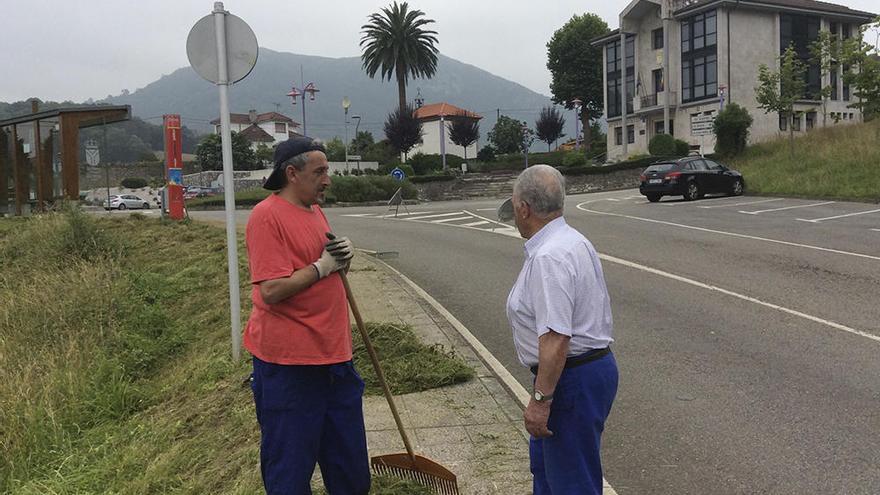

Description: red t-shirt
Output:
[243,193,351,365]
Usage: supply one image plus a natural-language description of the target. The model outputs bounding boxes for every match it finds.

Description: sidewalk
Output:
[343,253,618,494]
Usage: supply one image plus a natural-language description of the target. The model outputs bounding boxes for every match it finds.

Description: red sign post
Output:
[163,114,185,220]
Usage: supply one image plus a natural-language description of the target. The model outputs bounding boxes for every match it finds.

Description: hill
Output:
[103,48,566,149]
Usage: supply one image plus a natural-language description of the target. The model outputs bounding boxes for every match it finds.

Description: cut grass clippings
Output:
[0,208,472,494]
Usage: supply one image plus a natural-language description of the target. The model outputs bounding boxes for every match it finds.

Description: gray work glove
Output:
[312,248,345,279]
[325,236,354,262]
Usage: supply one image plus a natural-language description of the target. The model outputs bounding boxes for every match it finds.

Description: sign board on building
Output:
[348,154,362,161]
[85,139,100,166]
[690,114,715,137]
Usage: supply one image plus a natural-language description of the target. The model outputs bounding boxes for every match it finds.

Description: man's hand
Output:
[524,399,553,438]
[325,236,354,262]
[312,248,345,279]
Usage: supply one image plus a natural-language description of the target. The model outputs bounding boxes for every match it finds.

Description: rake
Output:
[327,233,460,494]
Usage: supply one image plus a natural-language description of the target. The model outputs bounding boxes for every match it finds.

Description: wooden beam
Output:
[60,114,80,200]
[0,129,7,214]
[34,119,43,211]
[40,131,54,205]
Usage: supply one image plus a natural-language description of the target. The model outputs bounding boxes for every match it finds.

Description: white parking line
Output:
[341,213,378,217]
[475,208,497,211]
[796,208,880,223]
[575,201,880,262]
[739,201,835,215]
[872,229,880,232]
[698,198,784,209]
[380,210,437,218]
[431,216,473,224]
[461,220,490,227]
[404,211,465,221]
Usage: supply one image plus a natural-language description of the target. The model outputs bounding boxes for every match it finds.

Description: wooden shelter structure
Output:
[0,103,130,215]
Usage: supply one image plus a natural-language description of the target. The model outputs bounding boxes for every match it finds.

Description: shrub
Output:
[407,153,464,175]
[121,177,147,189]
[713,103,753,156]
[476,145,496,162]
[561,152,587,167]
[327,176,417,203]
[675,139,691,156]
[409,172,456,183]
[378,163,415,178]
[648,134,677,156]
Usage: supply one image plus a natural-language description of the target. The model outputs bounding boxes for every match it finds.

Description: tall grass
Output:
[728,120,880,201]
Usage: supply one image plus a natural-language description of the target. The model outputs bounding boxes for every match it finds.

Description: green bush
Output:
[407,153,464,175]
[675,139,691,156]
[477,145,496,162]
[561,152,587,167]
[560,154,677,176]
[648,134,677,156]
[120,177,147,189]
[410,173,456,184]
[713,103,753,156]
[378,163,415,179]
[327,176,417,203]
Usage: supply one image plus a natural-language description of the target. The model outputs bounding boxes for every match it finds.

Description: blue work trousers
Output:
[251,357,370,495]
[530,352,619,495]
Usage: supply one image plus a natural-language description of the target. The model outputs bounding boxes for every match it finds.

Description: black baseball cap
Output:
[263,137,326,191]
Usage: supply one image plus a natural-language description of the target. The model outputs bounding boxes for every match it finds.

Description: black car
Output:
[639,156,745,202]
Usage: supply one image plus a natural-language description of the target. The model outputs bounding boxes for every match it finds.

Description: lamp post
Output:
[571,98,582,151]
[342,96,351,170]
[287,80,319,136]
[351,115,361,171]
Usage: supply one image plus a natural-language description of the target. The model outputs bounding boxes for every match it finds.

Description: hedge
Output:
[121,177,148,189]
[409,173,456,184]
[558,155,680,176]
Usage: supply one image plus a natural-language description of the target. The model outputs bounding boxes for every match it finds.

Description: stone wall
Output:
[80,161,199,190]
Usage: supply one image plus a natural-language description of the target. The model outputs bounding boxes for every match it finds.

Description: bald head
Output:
[513,164,565,218]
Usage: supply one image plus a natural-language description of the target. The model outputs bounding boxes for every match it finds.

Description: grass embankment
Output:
[728,120,880,201]
[0,209,472,494]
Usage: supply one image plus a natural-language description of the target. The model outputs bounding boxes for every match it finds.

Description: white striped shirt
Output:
[506,217,614,367]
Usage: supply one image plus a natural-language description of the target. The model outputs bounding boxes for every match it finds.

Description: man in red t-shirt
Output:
[245,137,370,494]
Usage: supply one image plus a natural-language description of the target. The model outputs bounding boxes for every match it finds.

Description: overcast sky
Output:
[1,0,877,103]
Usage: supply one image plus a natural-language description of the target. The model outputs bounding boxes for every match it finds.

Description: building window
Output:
[780,13,821,98]
[806,111,816,129]
[681,10,717,103]
[842,64,851,101]
[830,62,839,100]
[614,126,623,145]
[606,35,635,118]
[792,112,802,131]
[275,122,286,134]
[653,68,664,93]
[627,125,635,144]
[779,114,788,131]
[653,28,664,49]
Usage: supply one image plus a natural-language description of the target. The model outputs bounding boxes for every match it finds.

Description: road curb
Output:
[363,251,619,495]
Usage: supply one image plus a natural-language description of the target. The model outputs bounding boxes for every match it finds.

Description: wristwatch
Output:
[533,389,554,402]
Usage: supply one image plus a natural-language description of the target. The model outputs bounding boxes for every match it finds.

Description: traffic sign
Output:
[390,167,406,182]
[691,114,715,124]
[186,10,258,84]
[348,154,362,161]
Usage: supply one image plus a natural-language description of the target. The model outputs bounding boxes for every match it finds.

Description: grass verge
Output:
[0,208,472,494]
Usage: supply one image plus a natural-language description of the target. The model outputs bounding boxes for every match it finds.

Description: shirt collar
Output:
[524,216,567,257]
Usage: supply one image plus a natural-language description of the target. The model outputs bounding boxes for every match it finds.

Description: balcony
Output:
[638,91,677,112]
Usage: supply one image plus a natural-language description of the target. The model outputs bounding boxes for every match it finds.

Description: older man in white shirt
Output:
[506,164,618,495]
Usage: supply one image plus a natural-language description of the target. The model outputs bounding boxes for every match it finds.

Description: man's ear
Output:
[285,165,297,184]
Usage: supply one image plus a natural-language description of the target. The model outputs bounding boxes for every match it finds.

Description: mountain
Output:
[103,48,576,150]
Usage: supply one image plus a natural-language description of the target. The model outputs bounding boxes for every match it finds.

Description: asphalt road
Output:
[192,189,880,494]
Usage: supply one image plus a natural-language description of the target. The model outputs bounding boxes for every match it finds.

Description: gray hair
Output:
[282,138,325,171]
[513,164,565,217]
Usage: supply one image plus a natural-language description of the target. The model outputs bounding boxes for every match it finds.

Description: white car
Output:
[104,194,150,210]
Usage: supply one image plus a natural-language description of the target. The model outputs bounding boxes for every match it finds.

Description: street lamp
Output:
[287,81,319,136]
[343,96,351,168]
[351,115,361,171]
[570,98,582,151]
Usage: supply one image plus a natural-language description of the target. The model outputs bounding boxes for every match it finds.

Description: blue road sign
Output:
[390,167,406,182]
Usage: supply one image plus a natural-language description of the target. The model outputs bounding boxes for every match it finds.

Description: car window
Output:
[644,164,675,173]
[705,160,723,170]
[688,160,708,171]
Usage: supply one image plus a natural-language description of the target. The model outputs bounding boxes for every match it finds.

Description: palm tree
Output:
[361,2,439,110]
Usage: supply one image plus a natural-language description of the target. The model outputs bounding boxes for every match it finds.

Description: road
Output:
[193,189,880,494]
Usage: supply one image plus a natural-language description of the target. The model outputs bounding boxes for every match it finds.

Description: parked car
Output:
[104,194,151,210]
[639,156,745,202]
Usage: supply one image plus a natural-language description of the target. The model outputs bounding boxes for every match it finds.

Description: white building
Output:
[409,102,482,160]
[210,110,301,151]
[592,0,876,161]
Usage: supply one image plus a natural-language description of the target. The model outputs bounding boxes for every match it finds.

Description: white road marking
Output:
[575,201,880,262]
[341,213,378,217]
[698,198,785,209]
[380,210,437,218]
[796,208,880,223]
[461,220,490,227]
[607,198,621,202]
[431,216,473,224]
[475,208,497,211]
[872,229,880,232]
[739,201,835,215]
[404,211,466,221]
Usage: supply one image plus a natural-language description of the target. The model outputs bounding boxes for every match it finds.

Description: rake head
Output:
[371,453,459,495]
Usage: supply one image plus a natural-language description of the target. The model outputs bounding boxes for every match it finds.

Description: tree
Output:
[195,132,258,171]
[489,115,530,154]
[535,106,566,151]
[364,139,399,165]
[546,13,610,153]
[755,45,809,157]
[836,19,880,121]
[446,113,480,162]
[713,103,753,156]
[384,103,423,161]
[254,143,274,167]
[349,131,375,156]
[324,137,347,162]
[361,2,439,110]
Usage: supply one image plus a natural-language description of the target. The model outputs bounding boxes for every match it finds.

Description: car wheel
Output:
[647,193,662,203]
[730,178,744,196]
[118,203,127,210]
[684,181,700,201]
[143,203,150,209]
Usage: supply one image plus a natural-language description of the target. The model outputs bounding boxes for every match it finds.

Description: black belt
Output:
[530,347,610,375]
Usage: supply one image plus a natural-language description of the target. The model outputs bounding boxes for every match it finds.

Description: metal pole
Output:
[103,117,110,215]
[439,115,447,171]
[214,1,242,361]
[663,1,671,134]
[574,107,580,151]
[300,66,307,136]
[344,107,349,172]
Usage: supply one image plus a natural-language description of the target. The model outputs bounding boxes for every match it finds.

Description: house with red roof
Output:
[210,110,301,151]
[410,102,482,160]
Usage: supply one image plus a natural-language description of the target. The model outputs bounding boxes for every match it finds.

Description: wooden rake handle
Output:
[327,233,417,463]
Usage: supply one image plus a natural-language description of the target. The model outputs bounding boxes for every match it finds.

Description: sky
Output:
[1,0,877,104]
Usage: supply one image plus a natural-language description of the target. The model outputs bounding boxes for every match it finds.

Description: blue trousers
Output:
[530,352,619,495]
[251,357,371,495]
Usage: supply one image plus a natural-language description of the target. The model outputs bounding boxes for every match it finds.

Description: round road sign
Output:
[391,167,406,182]
[186,10,258,84]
